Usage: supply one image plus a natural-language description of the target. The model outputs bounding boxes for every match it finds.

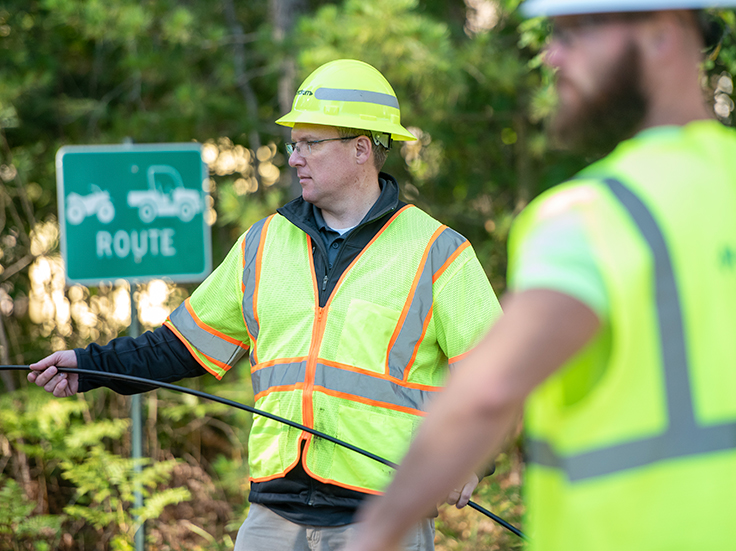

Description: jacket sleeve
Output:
[77,325,207,395]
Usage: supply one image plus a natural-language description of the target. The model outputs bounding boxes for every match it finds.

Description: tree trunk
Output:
[270,0,306,199]
[0,313,15,392]
[513,113,533,214]
[224,0,263,186]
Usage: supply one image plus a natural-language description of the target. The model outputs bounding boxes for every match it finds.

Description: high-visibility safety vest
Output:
[166,204,498,494]
[509,120,736,550]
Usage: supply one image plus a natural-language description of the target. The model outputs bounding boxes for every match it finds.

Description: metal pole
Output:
[130,285,145,551]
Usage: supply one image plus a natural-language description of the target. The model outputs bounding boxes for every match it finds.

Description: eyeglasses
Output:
[285,136,361,157]
[550,13,651,47]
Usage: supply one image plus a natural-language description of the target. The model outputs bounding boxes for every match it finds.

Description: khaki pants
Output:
[234,503,435,551]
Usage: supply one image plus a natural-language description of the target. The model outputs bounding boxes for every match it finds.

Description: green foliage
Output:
[160,391,231,423]
[298,0,464,117]
[0,387,196,549]
[0,476,65,550]
[64,418,130,451]
[0,390,91,462]
[62,450,191,550]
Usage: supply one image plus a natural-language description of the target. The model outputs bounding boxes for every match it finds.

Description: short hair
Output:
[696,10,725,55]
[337,126,389,171]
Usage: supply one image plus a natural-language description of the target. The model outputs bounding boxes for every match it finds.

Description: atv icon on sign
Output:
[127,165,203,223]
[66,185,115,225]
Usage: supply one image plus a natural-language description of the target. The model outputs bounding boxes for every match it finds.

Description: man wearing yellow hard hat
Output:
[29,59,501,550]
[341,2,736,551]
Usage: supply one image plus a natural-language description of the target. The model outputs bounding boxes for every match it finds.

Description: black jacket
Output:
[76,173,406,526]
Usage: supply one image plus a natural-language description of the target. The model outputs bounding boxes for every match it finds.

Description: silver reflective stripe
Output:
[251,361,436,412]
[528,178,736,482]
[315,87,400,109]
[387,227,466,380]
[529,422,736,482]
[242,217,269,349]
[315,363,437,412]
[251,361,307,396]
[169,303,248,366]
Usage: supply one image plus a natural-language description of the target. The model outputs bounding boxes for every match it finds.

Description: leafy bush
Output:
[0,387,199,549]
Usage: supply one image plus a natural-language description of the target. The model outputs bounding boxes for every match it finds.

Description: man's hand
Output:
[443,472,479,509]
[28,351,79,397]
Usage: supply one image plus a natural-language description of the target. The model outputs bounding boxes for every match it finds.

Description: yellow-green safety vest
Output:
[167,204,498,494]
[510,121,736,550]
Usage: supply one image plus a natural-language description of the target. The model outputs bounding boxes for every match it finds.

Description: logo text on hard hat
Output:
[296,90,313,96]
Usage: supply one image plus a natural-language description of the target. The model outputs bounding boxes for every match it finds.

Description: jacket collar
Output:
[277,172,402,234]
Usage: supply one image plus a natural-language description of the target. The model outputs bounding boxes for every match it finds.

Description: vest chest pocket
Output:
[334,298,400,373]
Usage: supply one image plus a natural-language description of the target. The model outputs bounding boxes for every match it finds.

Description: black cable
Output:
[1,365,526,539]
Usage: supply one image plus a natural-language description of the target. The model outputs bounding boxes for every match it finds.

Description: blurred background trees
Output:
[0,0,734,549]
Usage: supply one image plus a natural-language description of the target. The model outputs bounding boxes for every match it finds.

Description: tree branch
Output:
[223,0,263,186]
[270,0,305,199]
[0,182,31,249]
[1,254,34,282]
[0,312,15,392]
[0,125,36,229]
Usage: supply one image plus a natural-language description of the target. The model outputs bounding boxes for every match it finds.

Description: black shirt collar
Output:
[278,172,402,235]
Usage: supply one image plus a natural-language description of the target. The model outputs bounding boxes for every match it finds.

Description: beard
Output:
[549,41,649,158]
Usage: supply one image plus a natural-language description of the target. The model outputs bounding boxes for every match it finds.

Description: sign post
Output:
[56,143,212,551]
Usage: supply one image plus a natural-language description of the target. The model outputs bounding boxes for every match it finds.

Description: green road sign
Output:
[56,143,212,285]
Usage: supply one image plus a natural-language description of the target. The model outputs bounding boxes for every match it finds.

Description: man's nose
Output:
[288,149,305,167]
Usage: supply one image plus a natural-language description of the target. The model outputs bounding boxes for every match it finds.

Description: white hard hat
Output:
[521,0,736,17]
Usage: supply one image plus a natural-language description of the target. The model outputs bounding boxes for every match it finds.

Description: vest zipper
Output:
[298,204,401,471]
[300,303,328,467]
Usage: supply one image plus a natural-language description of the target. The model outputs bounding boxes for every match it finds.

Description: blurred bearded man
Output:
[341,2,736,551]
[550,36,648,155]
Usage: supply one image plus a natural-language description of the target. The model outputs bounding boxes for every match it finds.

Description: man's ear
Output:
[354,135,373,165]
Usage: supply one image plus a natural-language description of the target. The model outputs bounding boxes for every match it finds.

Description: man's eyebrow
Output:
[291,134,318,141]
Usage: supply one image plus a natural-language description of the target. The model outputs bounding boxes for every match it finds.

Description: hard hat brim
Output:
[521,0,736,17]
[275,111,417,142]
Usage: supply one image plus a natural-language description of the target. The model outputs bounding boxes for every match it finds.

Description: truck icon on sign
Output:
[66,185,115,225]
[127,165,203,224]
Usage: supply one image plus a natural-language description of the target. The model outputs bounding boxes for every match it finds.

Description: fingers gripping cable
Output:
[1,365,526,539]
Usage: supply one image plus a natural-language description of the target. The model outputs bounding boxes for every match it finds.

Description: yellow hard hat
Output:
[275,59,416,142]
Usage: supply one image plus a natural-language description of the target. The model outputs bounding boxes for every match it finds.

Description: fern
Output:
[15,514,65,539]
[0,478,34,531]
[134,487,191,520]
[61,445,192,547]
[0,477,65,547]
[65,418,130,448]
[1,387,220,548]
